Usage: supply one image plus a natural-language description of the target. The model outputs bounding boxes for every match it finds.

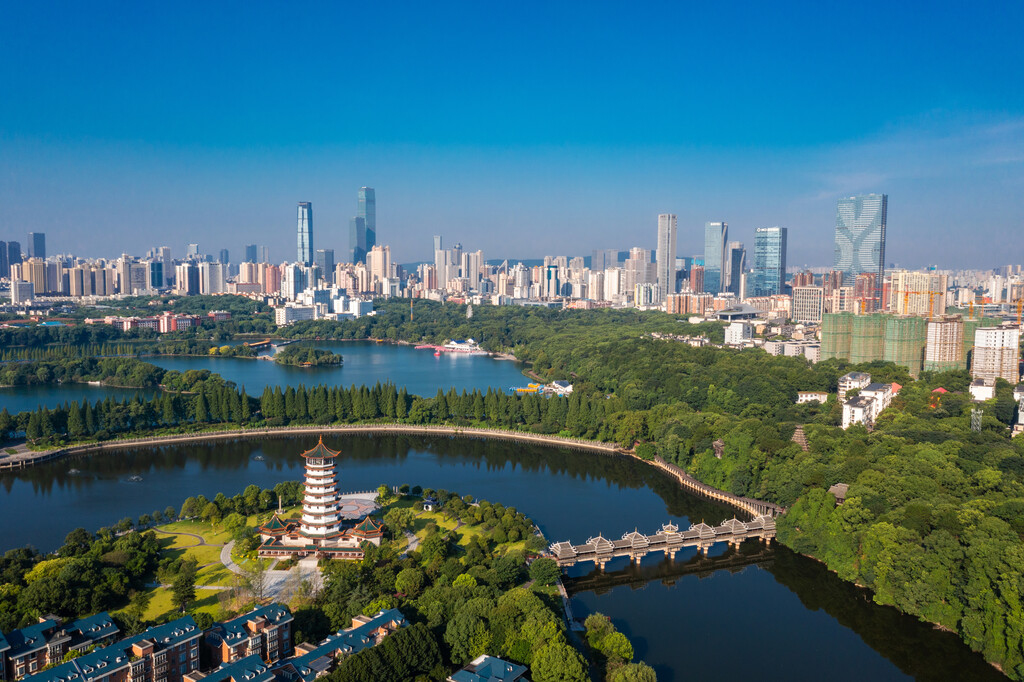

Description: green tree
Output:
[528,558,560,586]
[532,640,588,682]
[608,662,657,682]
[171,558,198,612]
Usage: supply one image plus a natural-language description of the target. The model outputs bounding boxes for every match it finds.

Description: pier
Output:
[549,515,776,570]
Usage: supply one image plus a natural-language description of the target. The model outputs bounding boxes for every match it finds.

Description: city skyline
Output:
[1,4,1021,267]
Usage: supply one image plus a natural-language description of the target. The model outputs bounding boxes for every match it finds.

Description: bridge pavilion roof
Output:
[586,535,614,554]
[620,530,650,548]
[690,521,716,539]
[716,518,748,534]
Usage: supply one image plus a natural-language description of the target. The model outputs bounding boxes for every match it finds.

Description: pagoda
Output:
[257,437,383,560]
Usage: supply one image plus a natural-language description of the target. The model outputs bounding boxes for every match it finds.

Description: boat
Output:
[68,468,81,476]
[253,455,266,461]
[127,475,143,482]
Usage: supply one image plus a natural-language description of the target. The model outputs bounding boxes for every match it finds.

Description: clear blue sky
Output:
[1,1,1022,267]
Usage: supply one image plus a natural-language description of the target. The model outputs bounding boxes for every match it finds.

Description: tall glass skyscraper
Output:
[358,187,376,250]
[834,193,887,283]
[297,202,313,265]
[28,232,45,260]
[725,241,745,294]
[349,217,366,263]
[656,214,678,299]
[703,221,727,294]
[244,244,258,263]
[753,226,787,296]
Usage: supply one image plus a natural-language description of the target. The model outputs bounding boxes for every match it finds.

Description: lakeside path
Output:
[0,424,782,520]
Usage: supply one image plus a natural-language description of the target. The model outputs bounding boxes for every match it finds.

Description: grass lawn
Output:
[158,520,232,545]
[411,510,530,554]
[141,587,223,622]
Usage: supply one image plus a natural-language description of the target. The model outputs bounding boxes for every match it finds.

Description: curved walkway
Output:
[221,540,244,575]
[6,423,783,519]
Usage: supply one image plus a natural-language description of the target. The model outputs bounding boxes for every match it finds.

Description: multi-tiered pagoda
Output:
[257,437,383,559]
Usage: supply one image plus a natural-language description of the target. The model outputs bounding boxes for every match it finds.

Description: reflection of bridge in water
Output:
[563,541,776,595]
[549,515,776,570]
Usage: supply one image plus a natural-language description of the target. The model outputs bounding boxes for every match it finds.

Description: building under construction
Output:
[924,315,965,372]
[883,315,927,377]
[850,314,886,365]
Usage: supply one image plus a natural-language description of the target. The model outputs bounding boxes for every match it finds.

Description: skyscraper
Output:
[7,241,22,274]
[358,187,376,250]
[186,243,200,258]
[703,221,728,294]
[725,241,746,294]
[218,248,230,264]
[656,214,678,299]
[349,217,366,264]
[27,232,45,260]
[834,193,887,286]
[315,249,335,285]
[752,227,787,297]
[244,244,258,263]
[258,246,271,264]
[433,235,442,254]
[296,202,314,265]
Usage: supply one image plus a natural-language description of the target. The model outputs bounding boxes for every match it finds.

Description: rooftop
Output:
[299,436,340,460]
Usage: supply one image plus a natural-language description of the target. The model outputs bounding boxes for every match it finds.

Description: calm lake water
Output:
[0,342,527,414]
[0,435,1002,682]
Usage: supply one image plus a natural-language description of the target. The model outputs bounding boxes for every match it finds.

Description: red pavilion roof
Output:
[300,435,341,459]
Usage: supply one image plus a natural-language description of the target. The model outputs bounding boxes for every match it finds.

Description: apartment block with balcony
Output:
[205,606,293,667]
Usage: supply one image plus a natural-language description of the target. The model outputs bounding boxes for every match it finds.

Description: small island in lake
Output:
[273,345,343,367]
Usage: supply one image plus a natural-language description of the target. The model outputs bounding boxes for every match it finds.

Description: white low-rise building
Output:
[841,381,896,429]
[970,378,996,402]
[838,372,872,400]
[725,322,753,346]
[796,391,829,404]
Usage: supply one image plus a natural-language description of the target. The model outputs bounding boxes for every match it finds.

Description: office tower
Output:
[175,262,199,295]
[258,246,271,264]
[461,250,484,290]
[656,214,678,299]
[792,286,826,323]
[219,248,230,264]
[0,241,8,278]
[244,244,258,263]
[358,187,376,250]
[752,226,787,297]
[972,325,1021,384]
[834,193,887,302]
[725,241,745,294]
[315,249,335,285]
[7,241,22,272]
[153,246,172,286]
[434,243,449,290]
[591,248,619,272]
[703,221,728,294]
[27,232,45,259]
[348,217,366,264]
[297,202,314,265]
[147,261,164,290]
[433,235,442,255]
[544,265,561,298]
[186,243,200,258]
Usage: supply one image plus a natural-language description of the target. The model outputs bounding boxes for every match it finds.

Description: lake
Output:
[0,434,1001,682]
[0,341,528,414]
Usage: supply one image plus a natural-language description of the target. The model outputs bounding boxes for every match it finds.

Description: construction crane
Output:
[899,289,943,318]
[1017,299,1022,326]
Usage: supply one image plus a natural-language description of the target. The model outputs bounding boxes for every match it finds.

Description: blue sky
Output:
[1,1,1022,267]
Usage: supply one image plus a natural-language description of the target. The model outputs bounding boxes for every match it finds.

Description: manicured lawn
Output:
[141,587,222,622]
[411,509,529,553]
[159,520,232,545]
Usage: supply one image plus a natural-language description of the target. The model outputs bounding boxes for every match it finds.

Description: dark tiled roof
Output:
[211,605,292,646]
[204,654,275,682]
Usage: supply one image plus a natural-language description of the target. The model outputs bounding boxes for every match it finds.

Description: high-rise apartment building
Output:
[972,325,1021,384]
[367,245,391,288]
[791,286,825,324]
[349,217,366,264]
[358,187,376,251]
[259,246,271,264]
[925,315,965,372]
[244,244,258,263]
[296,202,313,265]
[752,227,787,297]
[725,241,745,294]
[656,214,678,300]
[703,221,727,294]
[27,232,45,260]
[689,265,705,293]
[592,248,619,272]
[889,270,948,316]
[834,193,887,300]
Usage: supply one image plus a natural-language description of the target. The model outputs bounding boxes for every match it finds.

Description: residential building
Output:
[703,221,727,294]
[924,315,965,372]
[890,270,948,315]
[791,286,825,324]
[186,655,273,682]
[205,605,293,666]
[796,391,829,404]
[972,325,1021,384]
[2,614,119,681]
[275,304,316,326]
[834,193,887,304]
[655,214,677,300]
[272,610,406,682]
[970,378,996,402]
[10,281,34,304]
[838,371,872,400]
[752,227,787,297]
[724,321,753,346]
[842,382,895,429]
[23,616,199,682]
[297,202,313,266]
[366,245,391,290]
[448,655,528,682]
